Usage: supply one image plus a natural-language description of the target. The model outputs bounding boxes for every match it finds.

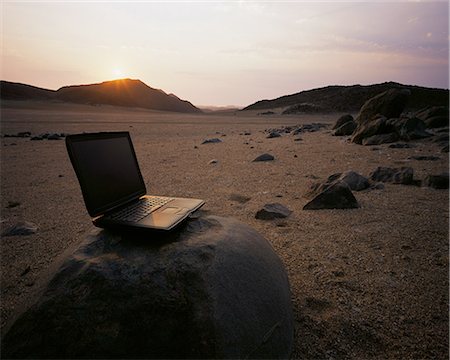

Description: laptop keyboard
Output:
[107,197,174,222]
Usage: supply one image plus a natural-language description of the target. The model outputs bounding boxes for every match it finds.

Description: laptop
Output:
[66,131,205,231]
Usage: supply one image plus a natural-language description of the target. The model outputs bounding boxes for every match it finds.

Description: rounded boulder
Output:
[2,216,294,359]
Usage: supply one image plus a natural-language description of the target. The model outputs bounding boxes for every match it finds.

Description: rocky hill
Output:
[0,79,201,113]
[242,82,449,113]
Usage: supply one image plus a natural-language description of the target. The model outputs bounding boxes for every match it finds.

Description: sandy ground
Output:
[1,101,448,359]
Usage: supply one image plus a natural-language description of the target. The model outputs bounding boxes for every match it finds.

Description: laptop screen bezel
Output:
[66,131,147,217]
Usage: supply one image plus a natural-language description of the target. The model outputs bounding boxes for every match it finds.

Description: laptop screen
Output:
[66,132,146,217]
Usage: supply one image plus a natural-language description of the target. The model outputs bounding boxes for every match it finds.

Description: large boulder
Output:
[333,120,357,136]
[332,114,354,130]
[351,115,389,144]
[355,88,411,125]
[415,106,449,128]
[1,216,294,359]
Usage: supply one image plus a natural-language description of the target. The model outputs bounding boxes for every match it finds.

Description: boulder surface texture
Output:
[2,216,294,359]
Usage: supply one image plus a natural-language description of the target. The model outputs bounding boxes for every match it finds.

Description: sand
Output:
[1,101,448,359]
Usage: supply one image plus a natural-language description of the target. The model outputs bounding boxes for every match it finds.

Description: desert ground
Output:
[1,101,448,359]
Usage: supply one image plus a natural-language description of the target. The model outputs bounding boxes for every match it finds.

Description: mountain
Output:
[242,82,449,113]
[0,79,201,113]
[0,81,55,101]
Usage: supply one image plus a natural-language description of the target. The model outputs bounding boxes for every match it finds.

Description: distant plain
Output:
[1,101,448,359]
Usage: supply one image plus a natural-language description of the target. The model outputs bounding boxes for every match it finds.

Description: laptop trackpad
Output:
[161,207,180,214]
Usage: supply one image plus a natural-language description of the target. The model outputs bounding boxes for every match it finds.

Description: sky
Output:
[1,1,449,107]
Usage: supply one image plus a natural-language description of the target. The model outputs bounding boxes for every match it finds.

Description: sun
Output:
[112,68,125,79]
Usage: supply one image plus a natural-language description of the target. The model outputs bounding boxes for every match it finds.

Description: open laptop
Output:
[66,131,205,231]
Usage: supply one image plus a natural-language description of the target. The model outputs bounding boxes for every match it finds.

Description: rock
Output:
[355,88,411,125]
[408,155,440,161]
[2,216,294,359]
[303,181,359,210]
[389,143,415,149]
[6,201,21,208]
[433,133,449,144]
[267,131,281,139]
[351,116,388,144]
[441,145,449,153]
[253,153,275,162]
[415,106,449,128]
[332,114,354,130]
[208,159,219,164]
[369,167,414,185]
[47,133,62,140]
[202,138,222,144]
[293,137,302,142]
[30,136,44,141]
[255,203,292,220]
[393,117,431,140]
[362,132,398,145]
[333,120,357,136]
[282,103,323,114]
[423,173,449,189]
[1,221,38,236]
[228,194,251,204]
[338,171,371,191]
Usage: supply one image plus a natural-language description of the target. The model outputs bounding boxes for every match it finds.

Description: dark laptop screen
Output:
[67,132,146,217]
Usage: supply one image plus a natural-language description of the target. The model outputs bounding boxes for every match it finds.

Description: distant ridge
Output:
[242,82,449,113]
[0,79,201,113]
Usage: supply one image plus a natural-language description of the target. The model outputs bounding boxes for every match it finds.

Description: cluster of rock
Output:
[3,131,67,141]
[303,168,448,210]
[282,103,324,115]
[332,89,449,149]
[265,123,328,139]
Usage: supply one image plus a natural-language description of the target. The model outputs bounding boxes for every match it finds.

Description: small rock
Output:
[303,181,359,210]
[267,131,281,139]
[47,133,62,140]
[408,155,440,161]
[255,203,292,220]
[293,137,302,142]
[229,194,251,204]
[20,266,31,277]
[253,153,275,162]
[423,173,449,189]
[208,159,219,164]
[6,201,20,208]
[338,171,370,191]
[2,221,38,236]
[389,143,415,149]
[30,136,44,141]
[201,138,222,144]
[441,145,449,153]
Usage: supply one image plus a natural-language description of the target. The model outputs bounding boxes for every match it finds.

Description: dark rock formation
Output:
[333,120,357,136]
[255,203,292,220]
[355,88,411,125]
[303,182,359,210]
[1,221,38,236]
[369,167,414,185]
[423,173,449,189]
[409,155,440,161]
[362,133,398,146]
[1,216,294,359]
[305,171,369,199]
[267,131,281,138]
[253,153,275,162]
[415,106,449,128]
[201,138,222,144]
[332,114,354,130]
